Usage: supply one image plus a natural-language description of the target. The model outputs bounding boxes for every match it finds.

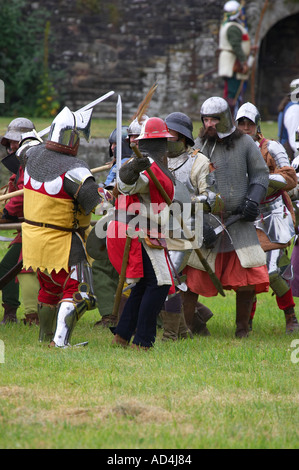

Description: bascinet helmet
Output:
[1,117,35,174]
[46,106,93,156]
[127,115,149,139]
[200,97,236,138]
[165,112,194,147]
[1,117,35,148]
[223,1,242,21]
[136,117,173,140]
[235,102,261,133]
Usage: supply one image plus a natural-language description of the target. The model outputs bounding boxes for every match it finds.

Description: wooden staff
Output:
[111,234,132,322]
[131,143,225,297]
[0,163,113,203]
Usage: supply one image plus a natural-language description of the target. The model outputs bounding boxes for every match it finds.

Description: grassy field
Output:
[0,237,298,450]
[0,117,280,141]
[0,118,298,450]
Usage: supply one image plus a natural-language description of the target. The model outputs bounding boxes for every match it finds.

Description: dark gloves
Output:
[241,198,260,222]
[202,223,217,249]
[119,155,151,185]
[235,184,266,222]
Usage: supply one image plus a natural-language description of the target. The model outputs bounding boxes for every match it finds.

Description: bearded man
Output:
[183,97,270,338]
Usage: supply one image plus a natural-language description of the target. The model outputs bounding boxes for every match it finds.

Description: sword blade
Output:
[116,94,122,182]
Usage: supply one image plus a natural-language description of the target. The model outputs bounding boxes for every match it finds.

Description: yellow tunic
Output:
[22,187,91,273]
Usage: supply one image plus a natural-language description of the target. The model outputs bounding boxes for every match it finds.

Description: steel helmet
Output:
[108,125,132,158]
[223,1,242,20]
[235,102,261,133]
[165,112,194,147]
[200,97,236,138]
[127,115,149,138]
[1,117,35,147]
[46,106,93,156]
[136,117,173,140]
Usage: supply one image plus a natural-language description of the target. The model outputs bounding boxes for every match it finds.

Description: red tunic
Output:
[107,162,174,280]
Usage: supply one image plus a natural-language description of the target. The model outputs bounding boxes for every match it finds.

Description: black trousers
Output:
[115,246,170,348]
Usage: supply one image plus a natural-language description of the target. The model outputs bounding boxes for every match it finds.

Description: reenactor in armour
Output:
[161,111,214,339]
[236,102,299,334]
[20,107,102,347]
[0,118,40,326]
[184,97,270,338]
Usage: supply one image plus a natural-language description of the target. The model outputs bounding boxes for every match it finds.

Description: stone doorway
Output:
[255,12,299,120]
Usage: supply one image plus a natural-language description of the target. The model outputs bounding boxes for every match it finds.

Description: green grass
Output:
[0,118,295,450]
[0,235,298,449]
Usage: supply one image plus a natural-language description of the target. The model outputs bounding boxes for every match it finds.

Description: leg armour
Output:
[52,283,97,347]
[267,250,291,298]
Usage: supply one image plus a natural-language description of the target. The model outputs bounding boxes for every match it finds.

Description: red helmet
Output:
[136,117,173,140]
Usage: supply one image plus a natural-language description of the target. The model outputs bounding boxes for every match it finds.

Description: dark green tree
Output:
[0,0,60,116]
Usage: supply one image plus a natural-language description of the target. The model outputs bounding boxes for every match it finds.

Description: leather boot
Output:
[94,314,118,328]
[192,302,213,336]
[235,288,255,338]
[111,333,129,347]
[182,290,198,330]
[160,310,181,341]
[284,307,299,334]
[178,311,193,339]
[1,303,18,324]
[23,313,39,326]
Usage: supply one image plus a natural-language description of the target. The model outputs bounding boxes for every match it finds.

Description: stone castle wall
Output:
[28,0,299,120]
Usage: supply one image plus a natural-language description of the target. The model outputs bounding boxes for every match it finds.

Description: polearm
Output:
[0,163,113,203]
[116,94,122,182]
[38,90,115,138]
[131,143,225,297]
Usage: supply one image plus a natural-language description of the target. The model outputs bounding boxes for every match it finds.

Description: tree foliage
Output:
[0,0,60,117]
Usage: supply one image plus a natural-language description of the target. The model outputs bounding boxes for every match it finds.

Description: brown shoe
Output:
[1,304,18,324]
[284,308,299,334]
[23,313,39,326]
[94,314,118,328]
[111,334,129,347]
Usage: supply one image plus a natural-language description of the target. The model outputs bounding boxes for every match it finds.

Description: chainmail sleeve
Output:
[63,168,101,214]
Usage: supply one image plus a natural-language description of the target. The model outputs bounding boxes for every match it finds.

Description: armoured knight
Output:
[20,106,102,347]
[0,117,41,326]
[184,97,270,338]
[236,101,299,333]
[164,111,214,337]
[106,117,176,349]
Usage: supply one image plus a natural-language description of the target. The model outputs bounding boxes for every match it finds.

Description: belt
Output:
[24,218,88,234]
